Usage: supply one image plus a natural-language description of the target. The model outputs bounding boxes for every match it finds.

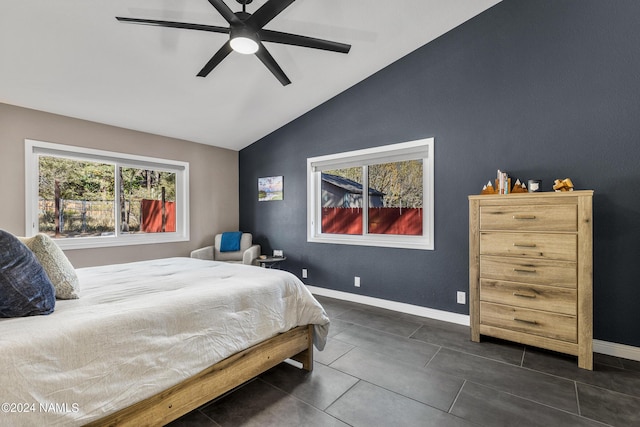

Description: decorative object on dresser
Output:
[468,190,593,370]
[553,177,575,192]
[528,179,542,192]
[480,170,528,194]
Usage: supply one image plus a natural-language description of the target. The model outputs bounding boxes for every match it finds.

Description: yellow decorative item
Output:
[553,178,574,191]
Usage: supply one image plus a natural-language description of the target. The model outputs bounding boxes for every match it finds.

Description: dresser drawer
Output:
[480,255,576,288]
[480,279,576,315]
[480,204,577,232]
[480,232,577,261]
[480,302,577,343]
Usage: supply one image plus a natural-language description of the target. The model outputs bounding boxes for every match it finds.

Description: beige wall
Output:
[0,103,239,267]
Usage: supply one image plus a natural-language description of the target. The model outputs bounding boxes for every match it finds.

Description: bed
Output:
[0,256,329,426]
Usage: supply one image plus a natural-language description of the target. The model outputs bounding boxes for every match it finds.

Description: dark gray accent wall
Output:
[240,0,640,347]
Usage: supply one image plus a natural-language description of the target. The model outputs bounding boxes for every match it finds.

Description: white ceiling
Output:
[1,0,500,151]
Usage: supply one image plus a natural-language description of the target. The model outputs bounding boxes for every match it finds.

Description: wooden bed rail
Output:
[85,325,314,427]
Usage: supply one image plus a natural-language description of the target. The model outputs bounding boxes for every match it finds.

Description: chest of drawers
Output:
[468,191,593,369]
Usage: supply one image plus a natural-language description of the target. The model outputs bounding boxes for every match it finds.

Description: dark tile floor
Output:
[168,296,640,426]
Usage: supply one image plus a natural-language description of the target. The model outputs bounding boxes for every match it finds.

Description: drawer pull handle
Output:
[513,292,537,298]
[513,215,537,220]
[513,267,537,273]
[514,318,538,325]
[513,242,537,248]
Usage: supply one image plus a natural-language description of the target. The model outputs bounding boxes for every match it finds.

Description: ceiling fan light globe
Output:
[230,36,259,54]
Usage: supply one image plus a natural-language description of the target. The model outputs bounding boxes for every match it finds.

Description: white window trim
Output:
[25,139,190,250]
[307,138,434,250]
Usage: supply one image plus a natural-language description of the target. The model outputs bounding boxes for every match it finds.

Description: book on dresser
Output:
[468,190,594,370]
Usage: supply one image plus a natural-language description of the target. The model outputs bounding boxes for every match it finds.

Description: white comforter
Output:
[0,257,329,426]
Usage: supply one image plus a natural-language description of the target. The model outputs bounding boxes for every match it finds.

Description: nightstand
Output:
[259,256,286,269]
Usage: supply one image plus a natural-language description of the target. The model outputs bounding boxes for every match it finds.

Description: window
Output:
[25,140,189,250]
[307,138,434,250]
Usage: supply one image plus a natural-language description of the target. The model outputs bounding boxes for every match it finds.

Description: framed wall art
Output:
[258,176,283,201]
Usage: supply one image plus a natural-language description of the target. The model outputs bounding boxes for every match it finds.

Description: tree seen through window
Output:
[38,156,176,238]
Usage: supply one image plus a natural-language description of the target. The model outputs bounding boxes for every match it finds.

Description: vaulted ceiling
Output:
[1,0,500,150]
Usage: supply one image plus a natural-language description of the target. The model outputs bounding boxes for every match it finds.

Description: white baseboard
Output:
[306,285,470,326]
[593,339,640,362]
[307,285,640,362]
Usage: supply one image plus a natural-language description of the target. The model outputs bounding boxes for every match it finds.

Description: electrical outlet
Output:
[457,291,466,304]
[354,276,361,287]
[302,268,308,279]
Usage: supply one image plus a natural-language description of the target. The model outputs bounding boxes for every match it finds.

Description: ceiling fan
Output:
[116,0,351,86]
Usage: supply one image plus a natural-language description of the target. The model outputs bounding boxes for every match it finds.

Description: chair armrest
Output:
[190,245,214,260]
[243,245,261,265]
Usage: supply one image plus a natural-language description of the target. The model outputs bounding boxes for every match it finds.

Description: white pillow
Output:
[18,234,80,299]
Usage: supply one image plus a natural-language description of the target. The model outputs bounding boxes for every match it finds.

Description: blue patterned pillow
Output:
[0,230,55,317]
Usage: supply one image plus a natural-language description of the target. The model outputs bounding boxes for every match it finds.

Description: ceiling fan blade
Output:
[207,0,241,25]
[255,43,291,86]
[197,41,233,77]
[259,29,351,53]
[116,17,229,34]
[248,0,297,29]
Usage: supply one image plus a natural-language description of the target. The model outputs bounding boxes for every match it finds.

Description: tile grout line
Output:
[462,379,603,423]
[574,381,581,417]
[406,323,423,338]
[352,378,456,418]
[256,377,356,426]
[447,379,467,414]
[322,378,362,426]
[252,377,348,424]
[195,408,219,426]
[424,345,442,368]
[327,342,358,367]
[333,307,424,338]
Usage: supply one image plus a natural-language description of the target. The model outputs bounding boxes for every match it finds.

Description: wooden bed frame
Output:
[85,325,314,427]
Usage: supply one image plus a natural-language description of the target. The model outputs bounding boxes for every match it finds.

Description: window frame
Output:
[307,138,434,250]
[25,139,189,250]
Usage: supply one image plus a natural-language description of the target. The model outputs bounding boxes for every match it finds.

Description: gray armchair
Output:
[190,233,261,265]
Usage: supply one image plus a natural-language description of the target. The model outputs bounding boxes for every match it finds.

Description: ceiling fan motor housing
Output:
[230,26,259,54]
